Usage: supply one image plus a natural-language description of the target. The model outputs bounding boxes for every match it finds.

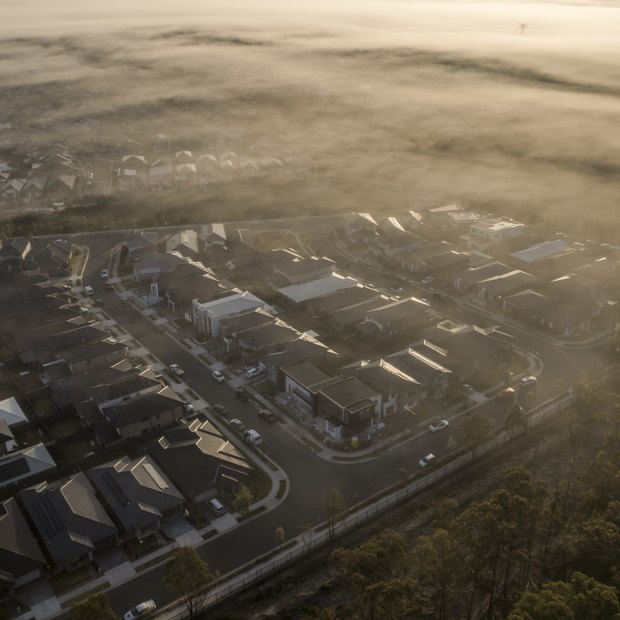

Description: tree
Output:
[233,485,253,517]
[363,577,421,620]
[275,526,285,544]
[506,403,527,438]
[326,487,346,538]
[68,593,116,620]
[460,412,493,457]
[164,546,215,618]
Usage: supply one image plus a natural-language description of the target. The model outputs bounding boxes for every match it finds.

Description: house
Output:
[28,239,73,277]
[426,204,464,224]
[385,348,452,399]
[421,322,513,380]
[0,498,46,591]
[148,160,174,189]
[328,296,391,331]
[165,229,200,259]
[396,241,456,274]
[132,251,187,282]
[117,168,146,192]
[374,217,424,258]
[0,420,15,456]
[58,339,127,374]
[20,473,118,572]
[341,212,378,245]
[342,359,422,417]
[510,239,574,265]
[400,210,424,232]
[96,386,185,444]
[471,269,538,304]
[357,297,430,342]
[280,361,338,415]
[201,223,227,249]
[305,285,381,317]
[175,163,198,187]
[220,308,275,345]
[0,397,28,427]
[0,443,56,488]
[228,228,257,255]
[316,377,381,442]
[277,273,360,304]
[0,237,31,264]
[192,291,267,337]
[272,256,335,286]
[89,456,185,541]
[453,262,514,291]
[464,218,524,251]
[260,336,338,386]
[126,231,159,256]
[237,321,299,358]
[149,419,253,504]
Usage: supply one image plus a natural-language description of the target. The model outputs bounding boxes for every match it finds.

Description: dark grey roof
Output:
[365,297,429,324]
[317,376,379,409]
[281,361,333,389]
[47,324,107,352]
[306,286,381,316]
[59,340,127,365]
[89,456,184,534]
[0,498,45,583]
[20,473,117,570]
[87,374,161,406]
[102,387,183,429]
[149,419,252,502]
[0,443,55,487]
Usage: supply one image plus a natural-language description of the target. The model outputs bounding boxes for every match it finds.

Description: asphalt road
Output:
[72,234,607,616]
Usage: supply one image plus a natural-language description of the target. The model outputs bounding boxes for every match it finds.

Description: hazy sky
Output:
[1,1,619,229]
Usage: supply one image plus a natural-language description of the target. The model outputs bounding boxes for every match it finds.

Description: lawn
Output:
[30,391,58,417]
[59,436,94,463]
[50,566,94,596]
[47,416,82,440]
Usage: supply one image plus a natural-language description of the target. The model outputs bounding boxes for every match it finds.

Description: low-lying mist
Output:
[1,0,619,232]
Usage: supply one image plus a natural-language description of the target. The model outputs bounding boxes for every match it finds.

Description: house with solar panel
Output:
[0,443,55,488]
[19,472,118,572]
[89,456,185,542]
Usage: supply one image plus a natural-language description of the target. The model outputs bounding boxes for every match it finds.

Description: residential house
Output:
[0,420,15,456]
[328,295,390,331]
[0,498,46,591]
[277,273,360,304]
[510,239,574,266]
[453,261,514,292]
[357,297,430,342]
[342,359,422,417]
[192,291,267,337]
[20,473,118,572]
[89,456,184,541]
[385,348,452,399]
[0,444,56,488]
[0,397,28,428]
[305,285,381,317]
[175,163,198,187]
[341,212,378,246]
[0,238,31,271]
[471,269,538,305]
[374,217,424,259]
[444,210,480,230]
[315,377,381,442]
[132,251,187,282]
[95,386,185,444]
[149,419,253,504]
[148,159,174,189]
[165,229,200,259]
[396,241,456,274]
[117,168,146,192]
[272,256,335,286]
[463,218,524,251]
[280,361,338,415]
[400,210,424,232]
[28,239,73,277]
[237,320,299,361]
[201,223,227,249]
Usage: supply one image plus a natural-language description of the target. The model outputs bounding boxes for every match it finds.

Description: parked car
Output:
[245,367,262,379]
[211,370,226,383]
[235,387,249,401]
[421,276,434,284]
[461,384,474,393]
[183,401,195,414]
[208,498,225,515]
[124,600,156,620]
[520,376,537,387]
[243,429,262,445]
[258,409,277,423]
[428,419,449,433]
[93,298,104,307]
[213,403,229,416]
[419,453,435,468]
[230,418,246,432]
[169,364,184,376]
[84,285,94,295]
[105,282,115,291]
[496,387,516,398]
[100,269,109,279]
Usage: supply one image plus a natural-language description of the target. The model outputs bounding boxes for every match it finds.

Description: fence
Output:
[159,390,576,619]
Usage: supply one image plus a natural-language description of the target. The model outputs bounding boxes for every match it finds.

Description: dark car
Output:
[213,403,229,416]
[235,387,248,401]
[258,409,277,423]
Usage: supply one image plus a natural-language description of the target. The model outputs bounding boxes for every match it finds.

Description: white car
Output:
[428,419,449,433]
[183,401,195,414]
[421,276,434,284]
[84,285,94,295]
[419,453,435,468]
[245,367,261,379]
[520,376,537,387]
[124,600,156,620]
[100,269,109,279]
[211,370,226,383]
[230,418,246,432]
[169,364,184,376]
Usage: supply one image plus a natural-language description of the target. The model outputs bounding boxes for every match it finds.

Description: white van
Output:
[208,498,225,515]
[243,429,263,446]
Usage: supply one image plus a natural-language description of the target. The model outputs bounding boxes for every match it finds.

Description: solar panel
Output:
[103,471,130,507]
[143,463,169,490]
[0,457,29,483]
[31,495,64,538]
